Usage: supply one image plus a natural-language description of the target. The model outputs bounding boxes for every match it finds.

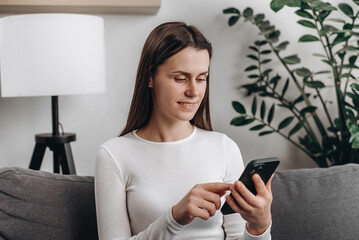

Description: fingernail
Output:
[235,181,241,187]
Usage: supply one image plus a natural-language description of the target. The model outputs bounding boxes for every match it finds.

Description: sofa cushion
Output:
[0,167,98,240]
[271,163,359,240]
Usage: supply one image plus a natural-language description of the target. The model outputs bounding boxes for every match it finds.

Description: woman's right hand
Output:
[172,182,232,225]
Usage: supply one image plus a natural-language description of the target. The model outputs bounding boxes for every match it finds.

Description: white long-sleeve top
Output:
[95,126,271,240]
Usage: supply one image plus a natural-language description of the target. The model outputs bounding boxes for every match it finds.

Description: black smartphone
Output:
[221,157,280,215]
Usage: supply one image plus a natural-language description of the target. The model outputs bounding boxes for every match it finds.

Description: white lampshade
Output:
[0,14,106,97]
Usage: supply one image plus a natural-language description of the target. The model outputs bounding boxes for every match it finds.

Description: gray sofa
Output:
[0,164,358,240]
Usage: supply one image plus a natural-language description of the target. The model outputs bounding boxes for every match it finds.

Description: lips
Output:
[178,101,197,109]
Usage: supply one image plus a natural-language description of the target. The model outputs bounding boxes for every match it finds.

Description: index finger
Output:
[202,182,232,196]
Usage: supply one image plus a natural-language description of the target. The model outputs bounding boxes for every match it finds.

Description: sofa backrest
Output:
[271,163,359,240]
[0,167,98,240]
[1,164,358,240]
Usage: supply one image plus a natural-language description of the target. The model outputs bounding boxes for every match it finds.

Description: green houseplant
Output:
[223,0,359,167]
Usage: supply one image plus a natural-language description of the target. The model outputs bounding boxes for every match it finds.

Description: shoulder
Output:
[100,132,136,150]
[195,127,238,147]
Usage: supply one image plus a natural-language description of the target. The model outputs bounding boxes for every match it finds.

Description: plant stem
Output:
[269,42,328,141]
[256,47,316,142]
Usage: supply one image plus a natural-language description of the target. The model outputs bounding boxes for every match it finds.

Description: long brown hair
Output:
[120,22,213,136]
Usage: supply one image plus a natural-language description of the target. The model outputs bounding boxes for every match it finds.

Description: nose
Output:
[185,79,200,97]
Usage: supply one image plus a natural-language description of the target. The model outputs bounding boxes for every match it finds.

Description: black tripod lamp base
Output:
[29,133,77,174]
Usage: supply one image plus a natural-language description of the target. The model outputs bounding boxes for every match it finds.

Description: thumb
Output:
[252,174,266,195]
[266,174,274,194]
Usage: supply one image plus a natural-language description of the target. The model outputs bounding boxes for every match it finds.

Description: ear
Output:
[148,76,153,88]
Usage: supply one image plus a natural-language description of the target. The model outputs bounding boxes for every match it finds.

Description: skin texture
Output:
[136,47,273,236]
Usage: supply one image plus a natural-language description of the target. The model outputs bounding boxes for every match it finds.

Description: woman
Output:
[95,22,273,239]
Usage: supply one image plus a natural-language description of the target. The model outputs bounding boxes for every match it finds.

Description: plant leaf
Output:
[231,116,246,126]
[293,93,311,105]
[297,20,316,28]
[254,14,265,23]
[278,116,295,130]
[300,106,317,117]
[243,8,254,19]
[346,92,359,101]
[295,9,313,19]
[351,83,359,92]
[284,0,301,7]
[318,10,331,22]
[268,104,275,124]
[305,80,325,88]
[223,7,240,14]
[270,0,285,12]
[261,49,272,54]
[313,53,326,58]
[250,124,266,131]
[232,101,246,114]
[327,18,346,24]
[260,100,266,120]
[249,46,259,52]
[228,16,240,26]
[319,24,338,36]
[270,75,281,84]
[248,74,260,79]
[245,65,258,71]
[295,67,312,77]
[338,3,354,17]
[332,32,351,46]
[299,34,319,42]
[281,78,290,97]
[283,55,301,64]
[275,41,290,51]
[241,118,255,126]
[314,70,331,75]
[251,96,257,115]
[288,119,305,137]
[263,69,273,76]
[267,30,281,43]
[349,55,358,65]
[255,40,267,46]
[247,54,259,61]
[261,59,272,64]
[259,130,275,136]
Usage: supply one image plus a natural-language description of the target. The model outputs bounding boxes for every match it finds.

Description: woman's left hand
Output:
[225,174,273,236]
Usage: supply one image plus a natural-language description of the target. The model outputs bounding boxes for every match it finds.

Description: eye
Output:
[197,76,208,82]
[175,78,186,82]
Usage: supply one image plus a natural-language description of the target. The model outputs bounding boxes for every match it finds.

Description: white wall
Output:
[3,0,350,175]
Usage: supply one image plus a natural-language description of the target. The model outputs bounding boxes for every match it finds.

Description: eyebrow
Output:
[171,71,209,76]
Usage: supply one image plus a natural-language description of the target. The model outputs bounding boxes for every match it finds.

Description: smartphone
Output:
[221,157,280,215]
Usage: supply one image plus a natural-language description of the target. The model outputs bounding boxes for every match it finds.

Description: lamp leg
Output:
[29,143,47,170]
[53,145,61,173]
[59,143,76,174]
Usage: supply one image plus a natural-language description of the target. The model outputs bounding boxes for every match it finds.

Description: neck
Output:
[137,119,194,142]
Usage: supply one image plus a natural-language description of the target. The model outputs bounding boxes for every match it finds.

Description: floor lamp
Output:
[0,14,106,174]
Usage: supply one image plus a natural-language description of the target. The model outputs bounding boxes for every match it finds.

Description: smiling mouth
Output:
[178,102,197,108]
[179,102,195,106]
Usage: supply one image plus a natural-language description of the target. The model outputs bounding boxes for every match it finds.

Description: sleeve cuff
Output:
[166,208,186,233]
[243,221,272,240]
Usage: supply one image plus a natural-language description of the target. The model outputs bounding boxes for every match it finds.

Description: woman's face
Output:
[149,47,210,125]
